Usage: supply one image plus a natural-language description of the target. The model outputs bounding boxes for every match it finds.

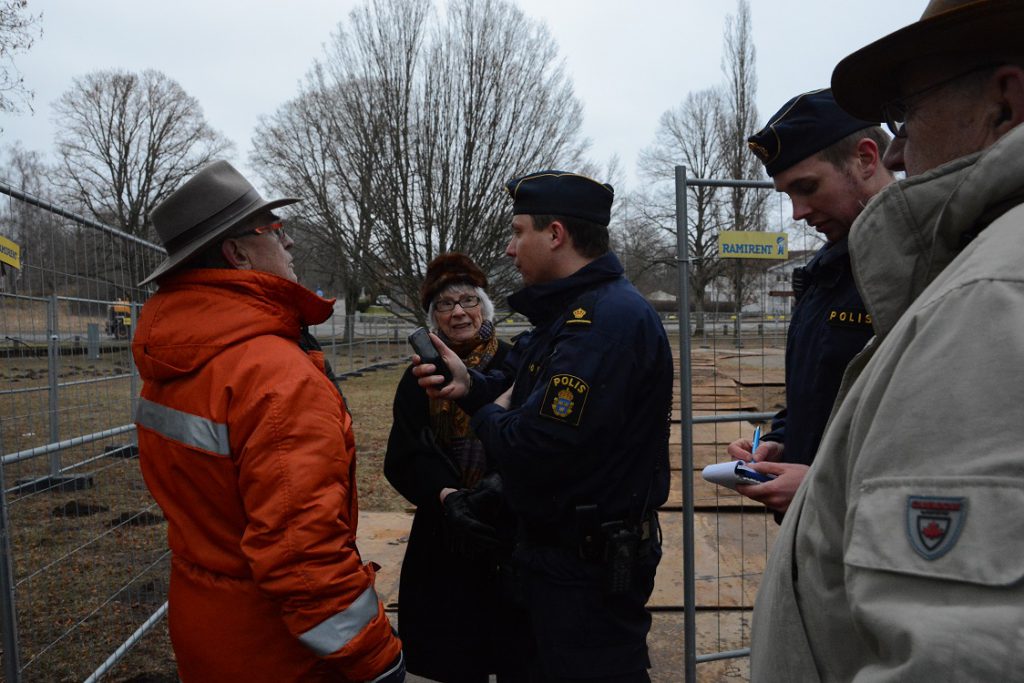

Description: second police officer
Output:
[728,89,894,516]
[415,170,672,683]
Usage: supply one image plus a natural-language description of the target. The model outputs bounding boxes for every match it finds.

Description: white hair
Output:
[428,284,494,330]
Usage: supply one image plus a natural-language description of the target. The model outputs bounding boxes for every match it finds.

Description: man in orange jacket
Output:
[133,161,403,682]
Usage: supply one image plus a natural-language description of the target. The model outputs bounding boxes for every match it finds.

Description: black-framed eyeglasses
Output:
[881,63,1001,139]
[434,295,481,312]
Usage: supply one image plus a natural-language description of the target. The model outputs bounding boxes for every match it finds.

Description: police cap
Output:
[747,88,877,177]
[505,170,614,226]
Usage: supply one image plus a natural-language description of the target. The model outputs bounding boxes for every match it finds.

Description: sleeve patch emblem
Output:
[565,307,591,325]
[540,374,590,426]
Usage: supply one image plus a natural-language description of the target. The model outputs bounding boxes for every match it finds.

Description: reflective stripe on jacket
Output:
[133,269,400,682]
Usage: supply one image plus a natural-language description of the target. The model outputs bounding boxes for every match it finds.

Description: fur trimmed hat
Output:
[419,253,488,311]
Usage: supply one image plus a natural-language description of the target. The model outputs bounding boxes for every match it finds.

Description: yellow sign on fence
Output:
[0,235,20,270]
[718,231,788,260]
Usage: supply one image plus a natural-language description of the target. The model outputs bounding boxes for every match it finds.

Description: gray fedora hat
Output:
[140,160,299,286]
[832,0,1024,121]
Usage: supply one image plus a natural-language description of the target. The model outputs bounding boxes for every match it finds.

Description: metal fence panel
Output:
[0,180,415,681]
[675,168,808,682]
[0,182,169,682]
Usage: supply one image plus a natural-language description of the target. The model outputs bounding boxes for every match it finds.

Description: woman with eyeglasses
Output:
[384,253,526,683]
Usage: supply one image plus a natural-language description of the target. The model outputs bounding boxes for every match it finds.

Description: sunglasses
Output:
[236,221,287,242]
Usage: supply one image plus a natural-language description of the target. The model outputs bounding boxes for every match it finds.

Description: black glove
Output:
[367,651,405,683]
[443,487,501,550]
[463,471,503,518]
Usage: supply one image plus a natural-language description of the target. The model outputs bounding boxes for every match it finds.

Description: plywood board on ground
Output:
[666,444,720,470]
[647,611,753,683]
[666,444,731,471]
[356,511,414,609]
[684,385,741,395]
[399,610,753,683]
[691,399,757,412]
[675,421,747,446]
[653,511,776,608]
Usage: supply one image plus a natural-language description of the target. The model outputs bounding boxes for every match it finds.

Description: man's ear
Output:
[548,220,569,250]
[220,238,251,270]
[993,65,1024,138]
[854,137,881,179]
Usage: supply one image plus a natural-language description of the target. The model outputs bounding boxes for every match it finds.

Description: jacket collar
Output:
[134,269,334,382]
[849,123,1024,337]
[507,252,624,326]
[802,237,851,288]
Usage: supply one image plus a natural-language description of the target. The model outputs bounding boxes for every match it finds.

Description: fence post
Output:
[331,313,337,369]
[0,459,23,682]
[348,315,354,371]
[46,295,61,477]
[674,166,697,683]
[130,303,141,423]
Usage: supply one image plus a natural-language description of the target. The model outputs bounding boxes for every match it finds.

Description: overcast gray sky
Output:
[1,0,922,196]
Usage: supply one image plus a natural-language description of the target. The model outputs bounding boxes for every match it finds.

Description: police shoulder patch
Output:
[539,373,590,426]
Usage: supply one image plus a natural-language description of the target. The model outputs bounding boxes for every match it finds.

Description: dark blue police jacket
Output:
[765,237,873,466]
[461,252,672,534]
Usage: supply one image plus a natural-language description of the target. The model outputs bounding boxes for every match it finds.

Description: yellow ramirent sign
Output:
[718,231,788,260]
[0,235,20,270]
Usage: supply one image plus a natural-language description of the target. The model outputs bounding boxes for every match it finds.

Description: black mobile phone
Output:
[407,327,452,386]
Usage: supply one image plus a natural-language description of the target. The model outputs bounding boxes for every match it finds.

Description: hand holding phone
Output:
[408,327,453,387]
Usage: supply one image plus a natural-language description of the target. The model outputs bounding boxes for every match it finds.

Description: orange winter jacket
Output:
[132,269,401,683]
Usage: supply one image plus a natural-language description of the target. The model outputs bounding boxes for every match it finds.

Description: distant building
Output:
[703,249,816,316]
[647,290,676,303]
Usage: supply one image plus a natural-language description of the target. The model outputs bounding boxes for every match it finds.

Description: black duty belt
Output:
[520,509,659,561]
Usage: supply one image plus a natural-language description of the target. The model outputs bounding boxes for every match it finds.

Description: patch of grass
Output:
[344,364,411,513]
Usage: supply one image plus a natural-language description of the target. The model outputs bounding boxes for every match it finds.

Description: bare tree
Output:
[0,143,67,294]
[611,193,674,298]
[52,69,232,286]
[637,88,727,333]
[0,0,41,118]
[53,69,233,237]
[718,0,769,320]
[251,0,588,324]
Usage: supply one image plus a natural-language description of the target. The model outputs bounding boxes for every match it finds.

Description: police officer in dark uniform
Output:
[414,170,672,682]
[728,89,894,515]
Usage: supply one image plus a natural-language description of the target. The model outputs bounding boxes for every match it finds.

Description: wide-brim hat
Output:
[832,0,1024,121]
[140,160,299,286]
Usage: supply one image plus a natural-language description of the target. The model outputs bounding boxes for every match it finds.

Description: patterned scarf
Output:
[429,319,499,487]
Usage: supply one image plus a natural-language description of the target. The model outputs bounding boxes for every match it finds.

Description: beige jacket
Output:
[752,123,1024,682]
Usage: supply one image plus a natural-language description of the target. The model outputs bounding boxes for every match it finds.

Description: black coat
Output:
[459,253,673,679]
[764,237,874,466]
[383,341,516,682]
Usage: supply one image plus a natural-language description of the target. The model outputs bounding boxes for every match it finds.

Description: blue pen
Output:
[750,426,761,463]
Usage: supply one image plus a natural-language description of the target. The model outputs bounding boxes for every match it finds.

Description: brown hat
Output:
[140,160,299,286]
[832,0,1024,121]
[420,253,488,311]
